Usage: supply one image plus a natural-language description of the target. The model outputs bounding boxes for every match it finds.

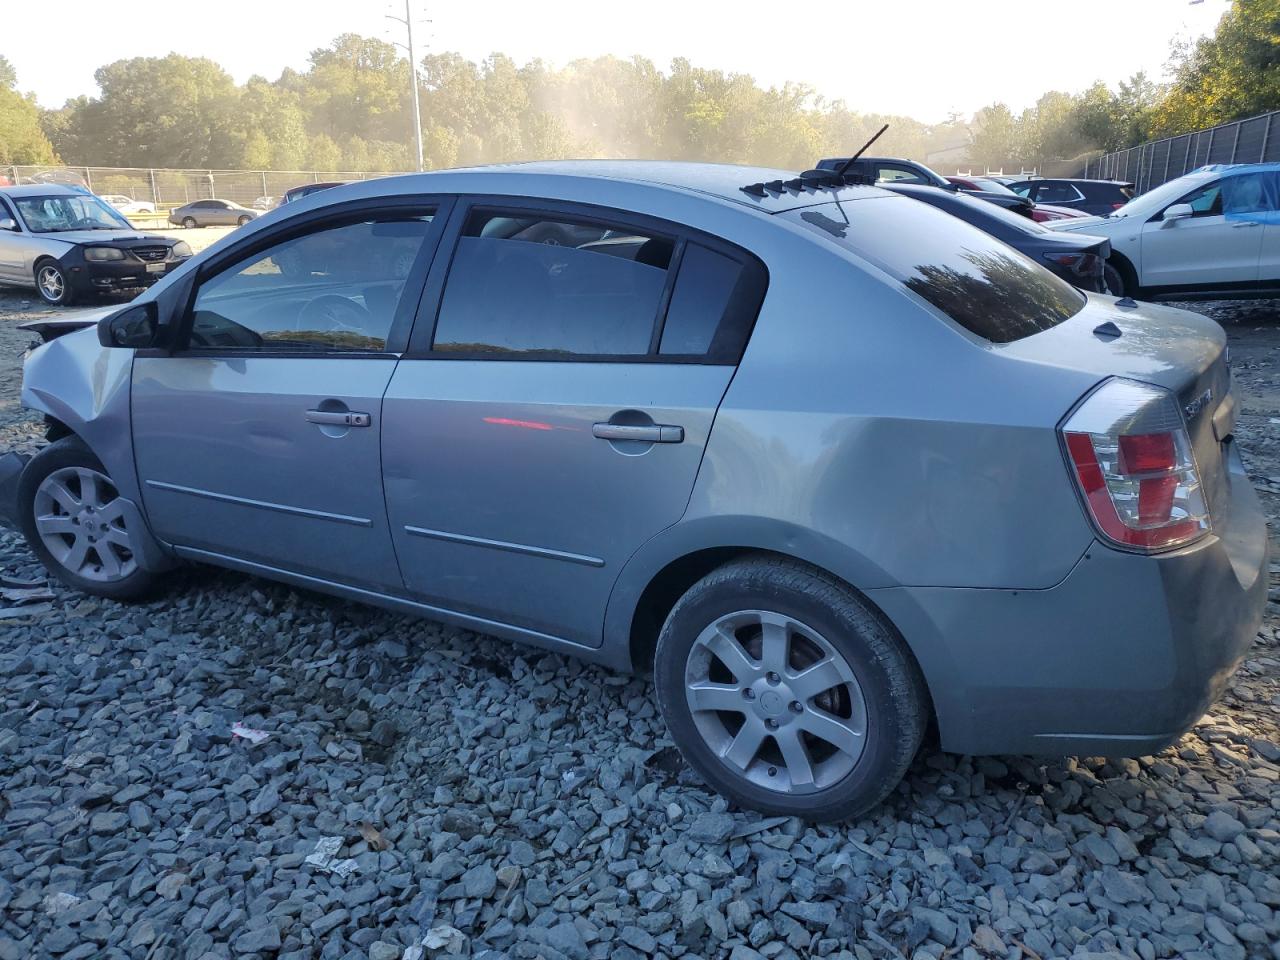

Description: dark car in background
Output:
[1008,178,1135,216]
[169,199,260,228]
[816,156,957,190]
[280,181,351,205]
[947,176,1091,223]
[885,184,1112,292]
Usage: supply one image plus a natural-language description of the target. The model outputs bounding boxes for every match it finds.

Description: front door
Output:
[382,204,766,646]
[131,205,444,589]
[1140,173,1267,288]
[0,198,25,282]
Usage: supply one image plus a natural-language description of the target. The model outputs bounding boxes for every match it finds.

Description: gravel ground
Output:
[0,289,1277,960]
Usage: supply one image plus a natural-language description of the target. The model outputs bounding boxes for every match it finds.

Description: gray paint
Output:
[14,160,1269,757]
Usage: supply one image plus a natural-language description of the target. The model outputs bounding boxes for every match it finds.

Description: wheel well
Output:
[628,546,752,674]
[1107,250,1138,293]
[43,416,73,443]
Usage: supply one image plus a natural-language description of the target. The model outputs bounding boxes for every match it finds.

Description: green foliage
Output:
[23,2,1280,174]
[0,55,58,164]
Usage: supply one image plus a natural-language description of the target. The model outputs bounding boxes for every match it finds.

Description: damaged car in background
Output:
[0,185,192,305]
[0,163,1267,822]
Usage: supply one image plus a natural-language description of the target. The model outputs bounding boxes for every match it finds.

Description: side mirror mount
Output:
[0,217,16,232]
[99,301,160,349]
[1162,203,1194,223]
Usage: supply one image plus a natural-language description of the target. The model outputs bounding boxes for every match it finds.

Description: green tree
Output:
[1153,0,1280,135]
[0,55,58,165]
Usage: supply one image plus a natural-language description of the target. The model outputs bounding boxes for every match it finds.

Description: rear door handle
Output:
[592,423,684,443]
[306,409,371,427]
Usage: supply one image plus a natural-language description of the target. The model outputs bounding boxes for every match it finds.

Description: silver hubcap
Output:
[684,610,867,794]
[34,466,137,582]
[37,266,64,301]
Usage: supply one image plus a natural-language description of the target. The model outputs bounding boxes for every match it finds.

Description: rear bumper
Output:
[872,441,1269,756]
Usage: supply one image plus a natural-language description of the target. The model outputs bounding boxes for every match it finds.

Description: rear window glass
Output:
[659,244,754,357]
[787,196,1085,344]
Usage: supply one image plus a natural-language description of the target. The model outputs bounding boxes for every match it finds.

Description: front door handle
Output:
[1229,220,1260,228]
[592,423,684,443]
[306,409,371,427]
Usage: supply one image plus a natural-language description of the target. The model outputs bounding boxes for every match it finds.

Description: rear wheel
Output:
[182,216,197,229]
[18,438,158,601]
[1103,261,1129,297]
[654,557,927,821]
[35,260,74,306]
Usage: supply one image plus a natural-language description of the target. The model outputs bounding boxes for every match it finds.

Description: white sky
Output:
[6,0,1227,122]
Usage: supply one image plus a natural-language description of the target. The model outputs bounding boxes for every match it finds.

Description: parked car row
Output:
[0,161,1266,821]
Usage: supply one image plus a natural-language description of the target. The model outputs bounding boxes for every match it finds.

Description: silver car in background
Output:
[0,185,191,305]
[0,163,1268,820]
[169,198,260,228]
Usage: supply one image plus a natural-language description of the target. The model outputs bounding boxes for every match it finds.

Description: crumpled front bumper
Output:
[0,451,30,530]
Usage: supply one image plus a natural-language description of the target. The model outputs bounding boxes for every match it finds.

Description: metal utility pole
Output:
[387,1,426,171]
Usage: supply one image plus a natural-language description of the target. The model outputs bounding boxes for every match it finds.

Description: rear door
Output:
[381,200,766,646]
[131,199,448,588]
[1140,173,1266,287]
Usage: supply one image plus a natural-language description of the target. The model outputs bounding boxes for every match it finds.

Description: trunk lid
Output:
[999,294,1233,520]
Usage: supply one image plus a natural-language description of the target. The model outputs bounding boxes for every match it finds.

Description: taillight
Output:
[1041,251,1102,276]
[1111,202,1125,210]
[1061,379,1210,551]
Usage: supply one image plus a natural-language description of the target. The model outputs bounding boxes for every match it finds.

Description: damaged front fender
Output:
[20,327,176,571]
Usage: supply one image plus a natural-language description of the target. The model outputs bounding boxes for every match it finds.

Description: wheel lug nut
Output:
[765,718,779,730]
[790,701,803,713]
[741,688,754,700]
[766,672,780,684]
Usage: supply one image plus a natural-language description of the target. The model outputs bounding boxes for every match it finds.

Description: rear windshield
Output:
[787,195,1085,343]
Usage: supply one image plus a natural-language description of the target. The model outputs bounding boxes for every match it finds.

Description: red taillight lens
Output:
[1111,202,1125,210]
[1061,380,1210,551]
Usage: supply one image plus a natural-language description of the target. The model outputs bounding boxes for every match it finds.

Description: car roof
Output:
[381,160,894,214]
[0,184,93,198]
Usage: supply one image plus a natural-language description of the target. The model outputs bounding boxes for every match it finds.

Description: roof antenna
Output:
[835,124,889,179]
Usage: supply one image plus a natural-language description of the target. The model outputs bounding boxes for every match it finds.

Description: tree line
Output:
[1,0,1275,174]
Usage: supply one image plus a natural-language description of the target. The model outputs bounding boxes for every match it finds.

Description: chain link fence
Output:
[0,165,416,209]
[1079,110,1280,195]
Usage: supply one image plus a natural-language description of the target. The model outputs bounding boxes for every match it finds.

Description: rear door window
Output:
[432,210,672,356]
[429,208,767,362]
[1035,183,1083,204]
[787,195,1085,344]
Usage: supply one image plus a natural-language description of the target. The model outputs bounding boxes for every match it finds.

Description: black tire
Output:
[34,259,75,306]
[183,217,197,229]
[237,215,251,226]
[654,556,927,821]
[1103,261,1129,297]
[18,438,159,601]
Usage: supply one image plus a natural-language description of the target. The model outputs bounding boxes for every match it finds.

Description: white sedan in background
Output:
[1049,163,1280,299]
[99,194,157,216]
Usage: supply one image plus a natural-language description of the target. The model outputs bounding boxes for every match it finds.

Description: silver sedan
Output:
[0,163,1268,820]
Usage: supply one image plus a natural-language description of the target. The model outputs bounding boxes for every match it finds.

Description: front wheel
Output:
[18,438,159,601]
[183,217,197,229]
[35,261,74,306]
[654,557,927,821]
[237,215,251,226]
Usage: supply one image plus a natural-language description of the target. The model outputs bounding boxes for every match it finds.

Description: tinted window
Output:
[789,196,1085,344]
[1010,183,1033,197]
[1178,181,1223,217]
[659,244,757,358]
[433,211,672,357]
[1035,183,1081,204]
[187,215,433,353]
[876,165,929,185]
